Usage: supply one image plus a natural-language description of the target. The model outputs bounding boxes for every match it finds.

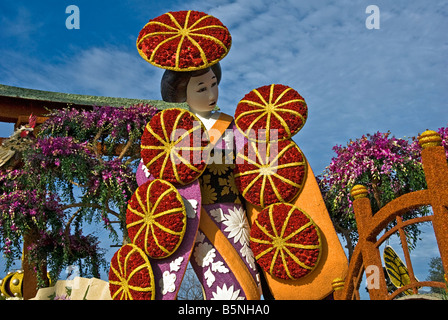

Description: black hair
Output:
[160,62,222,103]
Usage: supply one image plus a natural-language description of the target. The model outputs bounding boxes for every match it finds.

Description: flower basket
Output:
[249,203,321,280]
[137,10,232,71]
[126,179,187,259]
[234,84,307,142]
[234,139,307,207]
[109,244,155,300]
[141,108,209,185]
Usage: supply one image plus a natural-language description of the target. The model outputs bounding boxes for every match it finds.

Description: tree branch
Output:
[118,137,134,160]
[371,177,383,210]
[64,208,83,256]
[332,220,355,260]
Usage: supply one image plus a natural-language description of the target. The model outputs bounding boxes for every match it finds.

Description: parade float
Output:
[0,9,446,301]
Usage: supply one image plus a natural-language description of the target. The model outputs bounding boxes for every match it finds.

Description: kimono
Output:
[189,111,261,300]
[135,111,261,300]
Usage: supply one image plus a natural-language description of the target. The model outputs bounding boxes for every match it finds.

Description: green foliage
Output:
[0,104,157,286]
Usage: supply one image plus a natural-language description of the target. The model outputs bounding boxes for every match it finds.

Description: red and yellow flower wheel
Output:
[234,84,307,142]
[234,139,307,207]
[137,10,232,71]
[126,179,187,259]
[250,203,321,280]
[109,244,155,300]
[141,108,209,185]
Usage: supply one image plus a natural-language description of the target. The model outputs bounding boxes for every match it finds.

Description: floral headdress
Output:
[137,10,232,71]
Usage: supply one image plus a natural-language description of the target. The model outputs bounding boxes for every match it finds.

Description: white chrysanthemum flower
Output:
[211,284,245,300]
[222,206,250,245]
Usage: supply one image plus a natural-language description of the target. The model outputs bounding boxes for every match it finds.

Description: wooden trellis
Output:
[333,130,448,300]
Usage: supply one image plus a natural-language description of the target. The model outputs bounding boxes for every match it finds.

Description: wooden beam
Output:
[0,95,92,124]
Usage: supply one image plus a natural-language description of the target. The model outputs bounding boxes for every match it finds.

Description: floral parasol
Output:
[137,10,232,71]
[109,244,155,300]
[234,84,307,142]
[250,203,321,280]
[141,108,210,185]
[126,179,187,259]
[234,139,307,207]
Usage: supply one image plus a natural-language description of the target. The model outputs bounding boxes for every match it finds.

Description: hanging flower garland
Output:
[126,179,187,259]
[141,108,210,185]
[250,203,321,280]
[109,244,155,300]
[234,140,307,207]
[137,10,232,71]
[234,84,307,142]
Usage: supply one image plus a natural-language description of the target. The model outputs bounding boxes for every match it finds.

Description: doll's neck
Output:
[190,109,213,119]
[190,109,220,131]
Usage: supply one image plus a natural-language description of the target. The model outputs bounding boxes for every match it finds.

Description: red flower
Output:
[250,203,321,280]
[141,108,210,185]
[137,10,232,71]
[109,244,155,300]
[234,140,307,207]
[126,179,186,259]
[234,84,307,142]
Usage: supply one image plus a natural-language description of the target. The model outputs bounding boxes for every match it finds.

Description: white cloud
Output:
[0,0,446,173]
[0,46,163,100]
[189,0,448,172]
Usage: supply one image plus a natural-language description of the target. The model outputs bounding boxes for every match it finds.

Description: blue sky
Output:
[0,0,447,296]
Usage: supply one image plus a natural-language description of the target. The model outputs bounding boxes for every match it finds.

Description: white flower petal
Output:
[194,242,216,267]
[204,267,215,288]
[210,208,225,222]
[170,257,184,272]
[222,206,250,245]
[160,271,177,295]
[211,284,245,300]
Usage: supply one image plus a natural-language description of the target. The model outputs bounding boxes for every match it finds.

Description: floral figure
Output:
[125,10,261,300]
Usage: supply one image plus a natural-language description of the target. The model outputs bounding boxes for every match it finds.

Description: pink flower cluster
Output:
[40,104,157,141]
[323,131,421,190]
[319,131,425,217]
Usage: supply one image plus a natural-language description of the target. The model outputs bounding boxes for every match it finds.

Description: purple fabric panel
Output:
[190,231,244,300]
[151,180,201,300]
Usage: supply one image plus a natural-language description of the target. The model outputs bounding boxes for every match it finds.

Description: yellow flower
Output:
[207,162,231,176]
[200,174,217,204]
[218,173,240,196]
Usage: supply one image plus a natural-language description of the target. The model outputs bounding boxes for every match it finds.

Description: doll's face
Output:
[186,69,218,114]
